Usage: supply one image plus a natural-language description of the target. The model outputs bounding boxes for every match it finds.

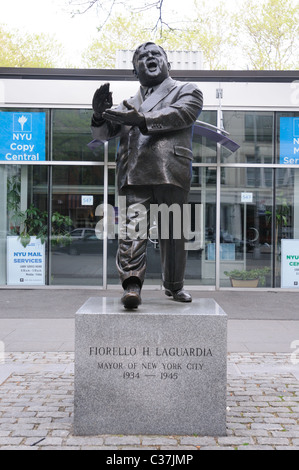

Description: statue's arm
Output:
[144,85,203,134]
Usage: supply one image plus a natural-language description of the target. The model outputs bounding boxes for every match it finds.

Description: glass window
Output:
[106,168,119,284]
[52,109,104,161]
[193,110,217,163]
[220,167,273,288]
[274,168,298,288]
[1,164,48,286]
[186,167,216,286]
[222,111,274,164]
[50,165,104,286]
[104,166,216,288]
[4,106,299,291]
[245,114,273,143]
[108,137,119,163]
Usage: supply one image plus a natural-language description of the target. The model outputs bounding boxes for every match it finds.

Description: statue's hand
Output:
[92,83,113,118]
[103,100,145,128]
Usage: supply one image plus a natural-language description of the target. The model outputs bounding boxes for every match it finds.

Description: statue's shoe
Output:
[121,283,142,309]
[165,288,192,303]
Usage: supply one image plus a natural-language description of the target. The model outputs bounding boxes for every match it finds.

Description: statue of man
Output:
[91,42,203,308]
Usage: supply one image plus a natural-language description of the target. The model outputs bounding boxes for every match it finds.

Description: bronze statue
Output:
[91,42,203,308]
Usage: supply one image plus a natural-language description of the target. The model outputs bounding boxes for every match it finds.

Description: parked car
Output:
[67,228,102,255]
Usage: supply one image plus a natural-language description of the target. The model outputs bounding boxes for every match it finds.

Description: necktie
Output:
[145,87,154,98]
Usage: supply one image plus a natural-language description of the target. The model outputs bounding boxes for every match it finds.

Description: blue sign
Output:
[280,117,299,164]
[0,111,46,162]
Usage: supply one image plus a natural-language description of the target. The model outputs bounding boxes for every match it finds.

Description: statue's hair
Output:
[132,42,169,74]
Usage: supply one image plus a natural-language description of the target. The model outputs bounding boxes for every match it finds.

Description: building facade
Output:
[0,68,298,290]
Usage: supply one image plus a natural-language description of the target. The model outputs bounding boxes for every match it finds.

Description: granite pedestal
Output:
[74,297,227,436]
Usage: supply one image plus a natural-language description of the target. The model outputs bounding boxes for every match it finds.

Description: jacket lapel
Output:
[126,88,143,111]
[138,77,177,113]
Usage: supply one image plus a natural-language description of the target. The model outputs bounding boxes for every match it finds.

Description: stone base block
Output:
[74,297,227,436]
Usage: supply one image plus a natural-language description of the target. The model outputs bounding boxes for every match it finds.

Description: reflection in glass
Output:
[50,165,104,285]
[193,110,217,163]
[106,168,119,284]
[274,168,296,287]
[186,167,216,286]
[2,165,48,285]
[220,168,273,287]
[52,109,104,161]
[222,111,274,164]
[105,167,216,287]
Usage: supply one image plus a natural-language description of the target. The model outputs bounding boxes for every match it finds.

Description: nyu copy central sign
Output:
[0,111,46,162]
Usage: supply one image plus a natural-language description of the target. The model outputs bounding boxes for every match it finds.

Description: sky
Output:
[0,0,243,67]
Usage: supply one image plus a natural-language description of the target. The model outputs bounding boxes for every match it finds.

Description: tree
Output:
[67,0,168,35]
[82,13,150,68]
[81,1,236,70]
[234,0,299,69]
[69,0,299,70]
[0,24,65,68]
[174,0,236,70]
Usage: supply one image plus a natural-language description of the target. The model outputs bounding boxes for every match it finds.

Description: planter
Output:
[230,277,259,288]
[225,268,271,288]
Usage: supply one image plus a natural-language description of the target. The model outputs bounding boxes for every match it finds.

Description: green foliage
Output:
[266,196,290,229]
[7,176,72,248]
[81,0,298,70]
[0,24,64,67]
[82,13,150,68]
[2,0,298,70]
[18,205,73,248]
[224,268,271,286]
[82,3,236,70]
[235,0,299,69]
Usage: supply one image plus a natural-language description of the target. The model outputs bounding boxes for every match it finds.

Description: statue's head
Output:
[132,42,171,87]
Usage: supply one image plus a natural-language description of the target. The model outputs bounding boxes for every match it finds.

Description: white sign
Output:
[7,236,45,285]
[81,195,94,206]
[281,239,299,288]
[241,192,253,203]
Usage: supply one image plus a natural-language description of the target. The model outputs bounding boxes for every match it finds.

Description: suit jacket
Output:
[91,77,203,191]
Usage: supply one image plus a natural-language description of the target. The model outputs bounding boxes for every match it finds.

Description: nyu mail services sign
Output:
[280,117,299,165]
[0,112,46,162]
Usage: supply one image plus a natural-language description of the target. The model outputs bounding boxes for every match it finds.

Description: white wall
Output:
[0,77,298,111]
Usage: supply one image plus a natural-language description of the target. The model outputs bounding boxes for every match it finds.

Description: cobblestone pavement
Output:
[0,352,299,450]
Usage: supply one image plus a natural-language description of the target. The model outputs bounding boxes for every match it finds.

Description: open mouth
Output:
[146,59,158,72]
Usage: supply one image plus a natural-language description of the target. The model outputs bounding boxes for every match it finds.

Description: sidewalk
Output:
[0,288,298,352]
[0,289,299,450]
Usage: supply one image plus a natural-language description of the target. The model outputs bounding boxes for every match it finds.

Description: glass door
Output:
[50,165,105,286]
[220,167,273,288]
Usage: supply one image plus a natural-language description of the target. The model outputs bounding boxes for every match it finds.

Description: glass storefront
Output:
[0,106,298,289]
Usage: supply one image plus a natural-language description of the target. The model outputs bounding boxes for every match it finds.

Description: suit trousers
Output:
[117,184,189,291]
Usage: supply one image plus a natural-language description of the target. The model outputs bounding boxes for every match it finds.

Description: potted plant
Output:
[7,175,72,248]
[18,204,73,248]
[224,267,271,287]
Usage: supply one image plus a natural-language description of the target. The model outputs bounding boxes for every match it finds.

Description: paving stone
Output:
[104,436,141,446]
[141,437,178,446]
[0,352,298,450]
[65,436,104,446]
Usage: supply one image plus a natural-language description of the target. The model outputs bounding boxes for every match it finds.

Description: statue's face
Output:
[134,44,170,87]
